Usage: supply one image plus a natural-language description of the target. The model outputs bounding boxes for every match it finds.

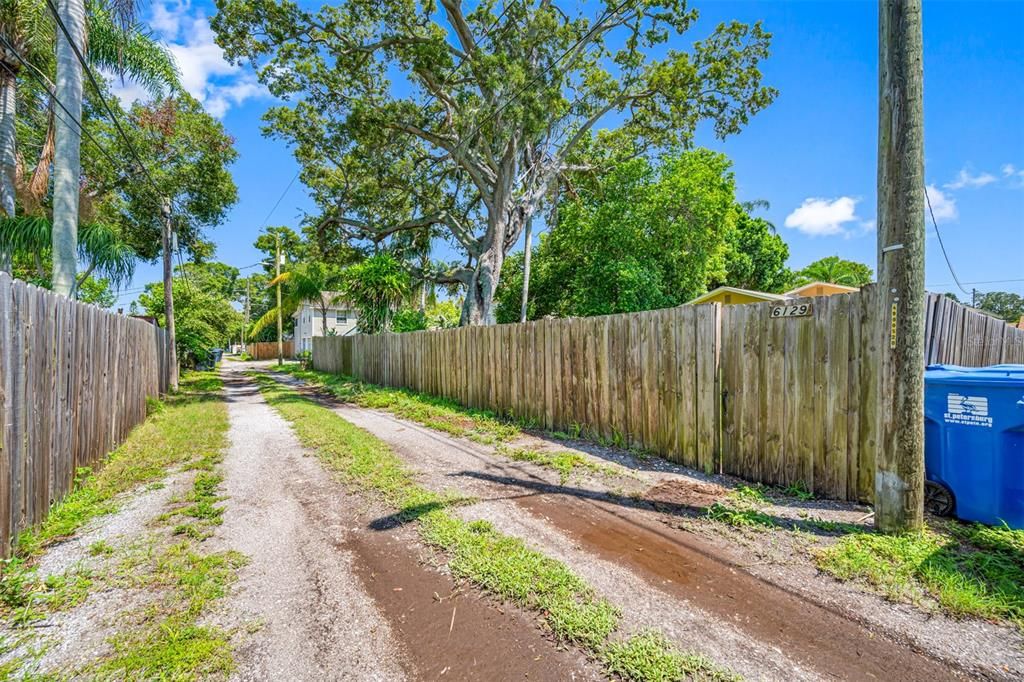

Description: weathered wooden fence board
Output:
[247,340,295,361]
[0,274,170,557]
[313,286,1024,504]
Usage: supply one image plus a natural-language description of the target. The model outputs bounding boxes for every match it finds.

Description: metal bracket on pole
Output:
[882,243,904,253]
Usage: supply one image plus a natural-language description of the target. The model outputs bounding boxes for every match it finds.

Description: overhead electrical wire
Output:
[0,41,125,174]
[925,186,972,297]
[45,0,168,207]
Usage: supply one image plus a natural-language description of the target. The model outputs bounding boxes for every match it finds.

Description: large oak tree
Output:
[213,0,777,324]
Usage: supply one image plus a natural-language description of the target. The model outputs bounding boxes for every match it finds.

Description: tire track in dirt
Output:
[323,398,968,682]
[219,368,598,681]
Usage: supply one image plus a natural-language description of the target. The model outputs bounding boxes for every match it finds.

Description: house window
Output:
[335,310,347,323]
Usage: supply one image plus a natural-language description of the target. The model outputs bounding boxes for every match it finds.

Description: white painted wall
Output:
[293,304,358,353]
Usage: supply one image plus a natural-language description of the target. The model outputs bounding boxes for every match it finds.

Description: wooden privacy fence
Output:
[248,340,294,360]
[925,292,1024,365]
[313,287,1024,504]
[0,274,171,556]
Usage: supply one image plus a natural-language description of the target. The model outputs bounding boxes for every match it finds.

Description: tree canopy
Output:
[975,291,1024,324]
[712,211,790,293]
[496,149,743,321]
[212,0,777,324]
[790,255,873,289]
[138,261,245,367]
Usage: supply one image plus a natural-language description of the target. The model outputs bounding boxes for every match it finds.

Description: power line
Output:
[0,40,125,174]
[925,185,971,296]
[256,170,300,232]
[45,0,167,208]
[927,278,1024,288]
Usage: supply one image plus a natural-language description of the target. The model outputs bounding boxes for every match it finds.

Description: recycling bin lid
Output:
[925,364,1024,385]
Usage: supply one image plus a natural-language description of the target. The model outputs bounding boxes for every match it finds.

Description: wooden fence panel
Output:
[0,274,170,557]
[248,340,295,361]
[312,286,1022,504]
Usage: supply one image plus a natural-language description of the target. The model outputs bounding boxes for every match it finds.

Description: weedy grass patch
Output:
[602,631,740,682]
[275,364,518,443]
[92,542,247,680]
[12,370,228,561]
[253,373,738,681]
[497,445,618,483]
[703,485,777,530]
[816,522,1024,630]
[273,365,631,483]
[1,369,242,680]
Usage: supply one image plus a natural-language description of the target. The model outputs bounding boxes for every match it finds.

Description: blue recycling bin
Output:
[923,364,1024,529]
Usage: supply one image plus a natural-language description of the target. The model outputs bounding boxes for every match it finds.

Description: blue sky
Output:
[113,0,1024,308]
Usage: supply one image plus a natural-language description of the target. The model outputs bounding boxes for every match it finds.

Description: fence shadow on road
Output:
[440,470,869,540]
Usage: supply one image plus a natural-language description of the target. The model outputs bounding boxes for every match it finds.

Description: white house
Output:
[292,292,358,353]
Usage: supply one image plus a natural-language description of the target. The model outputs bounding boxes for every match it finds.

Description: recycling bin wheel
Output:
[924,481,955,517]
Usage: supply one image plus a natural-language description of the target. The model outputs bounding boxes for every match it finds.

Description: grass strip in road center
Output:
[273,364,627,483]
[251,372,738,682]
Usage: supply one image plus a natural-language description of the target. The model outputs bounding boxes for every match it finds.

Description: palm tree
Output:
[791,255,873,288]
[249,261,345,338]
[47,0,178,294]
[0,0,177,276]
[0,214,136,288]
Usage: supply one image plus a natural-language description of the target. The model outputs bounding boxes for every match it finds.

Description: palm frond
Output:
[77,222,135,287]
[87,4,180,96]
[249,303,297,338]
[0,214,51,253]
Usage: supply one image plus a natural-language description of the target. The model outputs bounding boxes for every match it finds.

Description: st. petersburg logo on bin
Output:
[944,393,994,428]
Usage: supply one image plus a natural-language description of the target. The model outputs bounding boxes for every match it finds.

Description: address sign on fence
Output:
[769,303,813,318]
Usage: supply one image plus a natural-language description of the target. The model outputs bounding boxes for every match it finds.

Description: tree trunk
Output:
[875,0,925,533]
[460,247,503,325]
[519,217,532,323]
[0,70,15,273]
[321,305,329,337]
[51,0,87,297]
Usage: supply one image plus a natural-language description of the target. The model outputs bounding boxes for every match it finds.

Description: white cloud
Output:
[944,167,997,190]
[150,0,187,39]
[1002,163,1017,177]
[783,197,860,236]
[106,76,150,108]
[114,1,270,118]
[925,185,957,222]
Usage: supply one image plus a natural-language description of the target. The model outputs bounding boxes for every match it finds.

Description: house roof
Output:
[783,281,861,296]
[291,293,352,319]
[686,286,789,306]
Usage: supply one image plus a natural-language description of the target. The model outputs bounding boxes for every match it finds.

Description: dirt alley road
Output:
[214,365,599,681]
[253,365,1014,682]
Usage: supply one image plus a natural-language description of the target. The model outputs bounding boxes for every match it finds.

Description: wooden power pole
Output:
[876,0,925,532]
[243,276,251,351]
[276,234,283,366]
[161,197,179,392]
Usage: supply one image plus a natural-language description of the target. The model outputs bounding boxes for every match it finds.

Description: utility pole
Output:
[520,217,533,323]
[276,234,283,366]
[876,0,925,533]
[161,197,179,392]
[243,276,251,351]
